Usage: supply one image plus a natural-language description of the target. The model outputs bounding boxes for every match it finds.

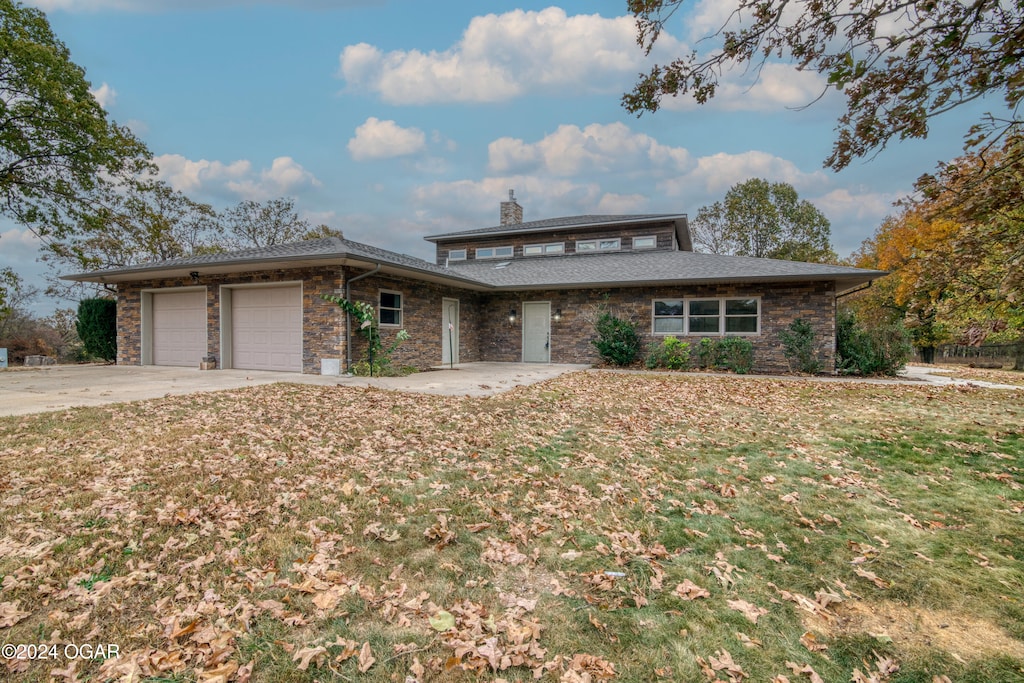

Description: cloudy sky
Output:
[3,0,997,315]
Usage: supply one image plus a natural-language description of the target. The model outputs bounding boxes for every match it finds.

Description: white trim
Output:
[447,249,467,261]
[523,242,565,256]
[475,245,514,259]
[379,288,403,327]
[576,238,620,252]
[650,296,761,336]
[632,235,656,249]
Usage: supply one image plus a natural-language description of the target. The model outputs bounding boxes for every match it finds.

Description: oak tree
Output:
[625,0,1024,171]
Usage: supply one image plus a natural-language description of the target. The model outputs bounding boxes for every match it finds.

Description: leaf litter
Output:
[0,373,1022,681]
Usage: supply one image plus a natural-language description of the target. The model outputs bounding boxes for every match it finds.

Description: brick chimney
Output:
[500,189,523,226]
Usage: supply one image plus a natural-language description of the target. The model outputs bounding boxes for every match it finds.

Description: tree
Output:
[42,180,220,297]
[691,178,837,263]
[0,0,150,308]
[625,1,1024,172]
[220,197,311,250]
[76,298,116,362]
[0,0,150,238]
[0,266,34,338]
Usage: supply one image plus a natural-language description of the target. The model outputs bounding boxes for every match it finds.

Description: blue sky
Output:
[2,0,996,316]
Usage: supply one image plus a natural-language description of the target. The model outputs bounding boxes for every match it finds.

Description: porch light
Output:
[553,308,562,322]
[189,271,200,283]
[508,306,517,323]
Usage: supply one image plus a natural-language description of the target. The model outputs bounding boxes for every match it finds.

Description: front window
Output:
[475,245,514,259]
[651,297,760,336]
[633,236,656,249]
[380,291,402,326]
[448,249,467,261]
[576,238,620,252]
[524,242,565,256]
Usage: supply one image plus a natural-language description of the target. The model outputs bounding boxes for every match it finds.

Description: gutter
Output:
[343,263,381,372]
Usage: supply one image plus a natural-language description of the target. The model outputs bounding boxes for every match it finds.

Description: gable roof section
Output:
[64,235,884,294]
[426,214,693,251]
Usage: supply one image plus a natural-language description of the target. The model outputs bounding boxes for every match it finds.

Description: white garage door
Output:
[152,290,207,367]
[231,286,302,372]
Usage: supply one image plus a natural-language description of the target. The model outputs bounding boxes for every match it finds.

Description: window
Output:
[475,245,513,259]
[651,297,760,336]
[523,242,565,256]
[379,291,402,326]
[653,299,684,334]
[576,238,620,252]
[632,236,656,249]
[448,249,466,261]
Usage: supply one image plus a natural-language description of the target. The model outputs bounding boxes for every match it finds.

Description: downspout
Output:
[344,264,381,372]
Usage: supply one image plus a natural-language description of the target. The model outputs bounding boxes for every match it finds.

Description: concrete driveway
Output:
[0,363,589,417]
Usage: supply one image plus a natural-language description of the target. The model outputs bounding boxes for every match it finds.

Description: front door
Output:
[442,298,459,366]
[522,301,550,362]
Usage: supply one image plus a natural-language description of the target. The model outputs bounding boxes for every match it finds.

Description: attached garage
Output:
[228,286,302,372]
[151,290,207,367]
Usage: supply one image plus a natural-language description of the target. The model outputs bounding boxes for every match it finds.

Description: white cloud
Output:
[489,123,692,176]
[662,150,829,197]
[339,7,682,104]
[348,117,427,161]
[154,154,320,201]
[90,82,116,109]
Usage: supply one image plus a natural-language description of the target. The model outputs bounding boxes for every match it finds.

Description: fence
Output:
[915,343,1020,367]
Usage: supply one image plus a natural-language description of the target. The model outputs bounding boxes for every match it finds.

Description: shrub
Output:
[76,298,117,362]
[321,294,410,376]
[717,337,754,374]
[779,318,823,374]
[837,309,911,376]
[645,336,691,370]
[592,312,641,366]
[696,337,717,369]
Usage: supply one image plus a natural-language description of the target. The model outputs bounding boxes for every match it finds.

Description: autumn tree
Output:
[0,0,150,303]
[625,0,1024,172]
[220,197,312,250]
[691,178,837,263]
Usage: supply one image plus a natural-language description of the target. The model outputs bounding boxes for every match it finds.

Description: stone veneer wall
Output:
[345,271,484,370]
[476,281,836,373]
[116,266,345,374]
[434,223,678,264]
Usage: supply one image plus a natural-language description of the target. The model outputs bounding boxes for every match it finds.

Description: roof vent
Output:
[493,261,512,269]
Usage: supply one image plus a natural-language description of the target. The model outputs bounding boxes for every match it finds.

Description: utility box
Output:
[320,358,341,376]
[0,348,7,369]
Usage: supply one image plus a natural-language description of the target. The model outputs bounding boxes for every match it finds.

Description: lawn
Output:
[1,372,1022,682]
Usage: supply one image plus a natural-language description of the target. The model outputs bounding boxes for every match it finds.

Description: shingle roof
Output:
[424,214,686,241]
[445,249,883,290]
[64,234,884,293]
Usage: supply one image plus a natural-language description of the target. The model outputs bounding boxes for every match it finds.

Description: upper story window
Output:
[447,249,467,261]
[475,245,514,259]
[379,290,402,326]
[523,242,565,256]
[576,238,620,252]
[632,236,656,249]
[652,297,760,336]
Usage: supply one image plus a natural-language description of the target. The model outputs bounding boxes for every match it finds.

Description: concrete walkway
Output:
[899,363,1022,390]
[0,363,589,417]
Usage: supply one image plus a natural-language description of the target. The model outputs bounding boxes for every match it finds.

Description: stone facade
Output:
[116,266,345,374]
[117,265,836,375]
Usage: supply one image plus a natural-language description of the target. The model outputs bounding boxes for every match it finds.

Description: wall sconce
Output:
[189,271,200,283]
[553,308,562,322]
[508,306,517,323]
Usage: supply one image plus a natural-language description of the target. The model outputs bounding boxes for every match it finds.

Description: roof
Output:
[445,249,884,292]
[425,213,693,251]
[64,235,885,294]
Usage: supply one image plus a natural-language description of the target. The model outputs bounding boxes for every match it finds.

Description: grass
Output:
[0,372,1022,682]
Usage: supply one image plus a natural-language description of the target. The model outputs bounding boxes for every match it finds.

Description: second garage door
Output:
[231,286,302,372]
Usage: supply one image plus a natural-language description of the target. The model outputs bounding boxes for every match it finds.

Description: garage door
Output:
[152,290,207,367]
[231,286,302,372]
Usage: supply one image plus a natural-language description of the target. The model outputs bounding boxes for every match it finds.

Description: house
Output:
[64,193,884,374]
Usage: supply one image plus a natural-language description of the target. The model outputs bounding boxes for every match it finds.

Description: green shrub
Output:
[837,309,911,376]
[696,337,717,369]
[645,336,691,370]
[779,318,823,374]
[76,298,117,362]
[717,337,754,374]
[592,312,641,366]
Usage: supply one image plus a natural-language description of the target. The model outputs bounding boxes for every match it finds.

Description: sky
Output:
[1,0,1000,317]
